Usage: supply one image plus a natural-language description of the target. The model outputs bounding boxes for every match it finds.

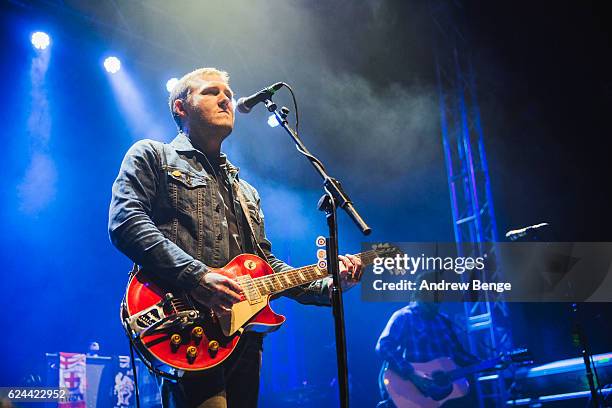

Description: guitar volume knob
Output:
[208,340,219,356]
[192,326,204,342]
[186,346,198,362]
[170,333,182,352]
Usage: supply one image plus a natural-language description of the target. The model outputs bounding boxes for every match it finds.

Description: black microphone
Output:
[236,82,284,113]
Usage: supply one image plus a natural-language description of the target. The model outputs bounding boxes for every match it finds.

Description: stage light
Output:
[267,114,280,128]
[31,32,50,50]
[166,78,178,93]
[104,57,121,74]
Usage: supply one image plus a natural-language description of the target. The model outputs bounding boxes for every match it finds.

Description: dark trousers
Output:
[159,333,263,408]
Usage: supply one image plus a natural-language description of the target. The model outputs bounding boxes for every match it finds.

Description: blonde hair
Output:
[168,67,230,130]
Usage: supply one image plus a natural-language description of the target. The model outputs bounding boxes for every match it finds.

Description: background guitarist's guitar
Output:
[121,244,397,379]
[382,349,531,408]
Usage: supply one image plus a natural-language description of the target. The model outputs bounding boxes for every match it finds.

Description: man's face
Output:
[183,73,235,136]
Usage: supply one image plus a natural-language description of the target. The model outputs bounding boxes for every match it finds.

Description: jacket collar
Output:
[170,132,240,178]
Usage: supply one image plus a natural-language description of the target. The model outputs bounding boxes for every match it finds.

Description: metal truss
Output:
[430,1,513,406]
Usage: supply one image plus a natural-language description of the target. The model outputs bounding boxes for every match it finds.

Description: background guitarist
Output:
[375,302,478,408]
[108,67,363,408]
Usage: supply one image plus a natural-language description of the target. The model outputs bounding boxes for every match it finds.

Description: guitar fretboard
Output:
[250,249,384,296]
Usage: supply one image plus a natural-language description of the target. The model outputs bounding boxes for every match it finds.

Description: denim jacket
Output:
[108,133,330,306]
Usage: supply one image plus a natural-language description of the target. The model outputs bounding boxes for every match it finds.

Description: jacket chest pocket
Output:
[166,168,208,213]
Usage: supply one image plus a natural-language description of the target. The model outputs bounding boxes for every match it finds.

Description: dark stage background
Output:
[1,1,611,406]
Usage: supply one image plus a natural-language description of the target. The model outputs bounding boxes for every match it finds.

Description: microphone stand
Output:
[571,303,602,407]
[264,100,371,408]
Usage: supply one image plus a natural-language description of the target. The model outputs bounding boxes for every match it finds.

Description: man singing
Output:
[108,67,362,407]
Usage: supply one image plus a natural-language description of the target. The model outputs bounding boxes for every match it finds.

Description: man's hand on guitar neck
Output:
[335,254,364,291]
[190,272,243,316]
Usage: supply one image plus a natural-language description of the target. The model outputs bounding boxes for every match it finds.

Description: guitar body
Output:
[122,254,285,378]
[383,358,470,408]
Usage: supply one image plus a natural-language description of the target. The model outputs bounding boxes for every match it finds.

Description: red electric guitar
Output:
[121,244,397,378]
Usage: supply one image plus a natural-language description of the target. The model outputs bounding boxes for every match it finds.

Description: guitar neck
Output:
[448,358,501,381]
[449,348,529,380]
[252,249,380,296]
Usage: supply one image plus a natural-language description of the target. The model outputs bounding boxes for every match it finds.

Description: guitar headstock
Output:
[371,243,402,258]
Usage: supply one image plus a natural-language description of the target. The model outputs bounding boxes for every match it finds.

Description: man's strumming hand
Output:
[190,272,242,316]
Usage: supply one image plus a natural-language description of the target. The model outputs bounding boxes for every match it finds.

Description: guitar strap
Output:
[232,180,267,260]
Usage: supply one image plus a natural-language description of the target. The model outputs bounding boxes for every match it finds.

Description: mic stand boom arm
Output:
[264,101,371,235]
[264,100,371,408]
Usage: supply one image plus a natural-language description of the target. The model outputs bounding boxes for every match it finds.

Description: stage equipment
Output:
[45,352,161,407]
[103,56,121,74]
[31,31,50,50]
[166,78,178,93]
[430,1,513,406]
[235,82,284,113]
[571,303,604,407]
[505,222,550,241]
[504,352,612,406]
[267,113,280,127]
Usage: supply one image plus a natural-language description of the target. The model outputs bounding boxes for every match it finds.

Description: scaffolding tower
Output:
[430,1,513,407]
